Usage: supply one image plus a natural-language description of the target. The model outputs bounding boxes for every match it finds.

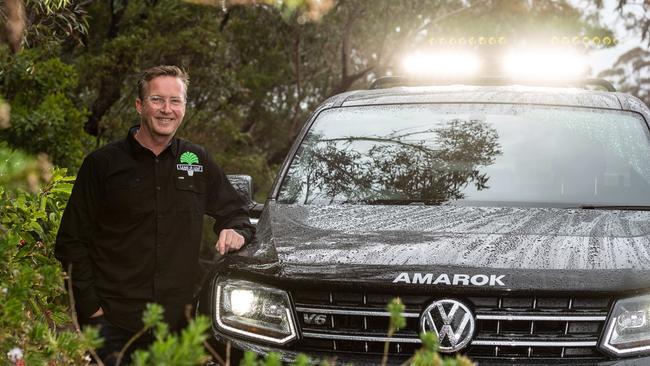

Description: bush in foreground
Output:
[0,167,100,364]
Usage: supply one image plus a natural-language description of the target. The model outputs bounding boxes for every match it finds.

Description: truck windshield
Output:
[278,104,650,207]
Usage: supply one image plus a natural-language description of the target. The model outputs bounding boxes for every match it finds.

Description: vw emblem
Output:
[420,299,475,352]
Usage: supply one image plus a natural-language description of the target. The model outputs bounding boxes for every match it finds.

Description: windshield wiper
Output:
[577,205,650,211]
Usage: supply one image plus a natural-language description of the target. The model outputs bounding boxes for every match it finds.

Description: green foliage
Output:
[129,305,211,366]
[0,167,100,364]
[241,350,259,366]
[409,332,475,366]
[387,297,407,333]
[241,351,315,366]
[263,352,282,366]
[39,0,72,12]
[0,45,92,171]
[0,142,44,193]
[599,47,650,106]
[142,303,165,329]
[420,332,440,354]
[382,298,407,366]
[291,354,311,366]
[22,0,89,48]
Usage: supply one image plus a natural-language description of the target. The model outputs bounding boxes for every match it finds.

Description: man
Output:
[55,65,254,364]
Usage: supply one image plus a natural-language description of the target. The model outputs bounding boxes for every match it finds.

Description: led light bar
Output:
[401,51,481,78]
[501,47,588,80]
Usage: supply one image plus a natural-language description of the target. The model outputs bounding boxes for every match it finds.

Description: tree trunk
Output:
[3,0,25,54]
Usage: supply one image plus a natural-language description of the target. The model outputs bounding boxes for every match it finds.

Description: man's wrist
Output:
[232,228,250,244]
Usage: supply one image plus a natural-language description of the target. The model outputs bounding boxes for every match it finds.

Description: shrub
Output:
[127,304,212,366]
[0,45,93,171]
[0,167,101,364]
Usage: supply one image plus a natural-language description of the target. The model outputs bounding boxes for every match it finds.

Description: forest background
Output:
[1,0,650,364]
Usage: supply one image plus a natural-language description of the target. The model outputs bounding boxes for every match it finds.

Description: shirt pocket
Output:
[174,176,206,212]
[104,175,148,214]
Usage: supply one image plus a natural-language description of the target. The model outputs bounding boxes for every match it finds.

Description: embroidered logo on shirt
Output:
[177,151,203,176]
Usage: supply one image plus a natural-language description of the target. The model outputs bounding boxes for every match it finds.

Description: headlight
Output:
[214,278,297,344]
[601,293,650,356]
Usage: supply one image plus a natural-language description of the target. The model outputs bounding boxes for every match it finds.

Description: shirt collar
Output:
[126,125,179,158]
[169,135,179,157]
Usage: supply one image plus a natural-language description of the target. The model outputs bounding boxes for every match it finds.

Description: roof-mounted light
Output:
[501,47,588,81]
[401,51,481,78]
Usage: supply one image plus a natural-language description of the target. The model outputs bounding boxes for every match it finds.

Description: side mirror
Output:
[227,175,263,221]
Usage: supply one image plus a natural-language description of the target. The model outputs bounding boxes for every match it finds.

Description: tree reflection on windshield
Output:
[279,118,502,205]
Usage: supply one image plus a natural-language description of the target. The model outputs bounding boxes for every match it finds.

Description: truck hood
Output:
[231,202,650,292]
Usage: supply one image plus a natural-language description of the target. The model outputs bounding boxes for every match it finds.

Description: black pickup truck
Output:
[198,78,650,365]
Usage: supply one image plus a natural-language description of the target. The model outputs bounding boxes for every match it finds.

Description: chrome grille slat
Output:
[294,292,610,360]
[302,332,599,348]
[296,306,420,317]
[476,314,606,321]
[296,307,605,321]
[301,332,422,343]
[472,340,598,347]
[475,334,599,341]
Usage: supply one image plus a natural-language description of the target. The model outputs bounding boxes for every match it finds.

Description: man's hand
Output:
[90,307,104,318]
[216,229,245,255]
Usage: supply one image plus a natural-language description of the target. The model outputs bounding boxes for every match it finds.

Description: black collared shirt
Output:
[55,127,254,331]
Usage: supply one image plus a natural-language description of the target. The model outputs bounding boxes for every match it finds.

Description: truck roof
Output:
[327,85,648,115]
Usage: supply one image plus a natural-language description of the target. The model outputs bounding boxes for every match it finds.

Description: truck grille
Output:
[292,291,611,360]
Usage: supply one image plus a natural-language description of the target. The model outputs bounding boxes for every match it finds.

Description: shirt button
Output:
[155,158,159,163]
[156,186,161,191]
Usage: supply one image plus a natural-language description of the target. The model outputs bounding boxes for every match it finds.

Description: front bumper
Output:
[207,328,650,366]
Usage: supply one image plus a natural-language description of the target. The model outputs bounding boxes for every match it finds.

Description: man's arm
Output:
[203,151,255,254]
[54,155,102,320]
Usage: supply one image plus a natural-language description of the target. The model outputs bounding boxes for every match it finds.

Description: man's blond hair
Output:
[137,65,189,100]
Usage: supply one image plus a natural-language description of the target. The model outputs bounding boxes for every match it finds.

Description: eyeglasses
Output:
[145,95,186,108]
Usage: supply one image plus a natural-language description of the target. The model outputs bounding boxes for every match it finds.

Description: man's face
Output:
[135,76,186,139]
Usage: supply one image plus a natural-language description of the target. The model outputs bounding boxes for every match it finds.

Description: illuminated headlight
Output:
[601,294,650,356]
[214,278,297,344]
